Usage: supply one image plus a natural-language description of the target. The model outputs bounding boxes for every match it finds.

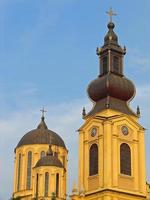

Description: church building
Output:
[12,9,150,200]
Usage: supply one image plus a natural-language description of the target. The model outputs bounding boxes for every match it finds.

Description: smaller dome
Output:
[35,155,63,168]
[35,146,63,168]
[104,22,118,45]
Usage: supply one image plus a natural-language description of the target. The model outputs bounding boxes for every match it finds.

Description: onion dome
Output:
[88,73,135,102]
[35,145,63,168]
[104,22,118,45]
[16,116,66,150]
[85,9,137,118]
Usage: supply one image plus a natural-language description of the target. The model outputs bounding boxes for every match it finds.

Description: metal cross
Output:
[106,7,117,22]
[40,107,47,118]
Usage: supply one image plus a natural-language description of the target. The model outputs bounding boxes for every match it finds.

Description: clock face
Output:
[121,126,129,136]
[91,128,97,137]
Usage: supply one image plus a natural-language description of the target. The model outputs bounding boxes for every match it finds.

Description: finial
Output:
[106,7,117,23]
[96,47,102,56]
[40,107,47,119]
[137,105,141,117]
[47,145,53,156]
[82,107,86,118]
[123,46,126,54]
[37,108,48,129]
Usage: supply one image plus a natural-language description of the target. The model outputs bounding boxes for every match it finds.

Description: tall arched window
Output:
[113,56,120,74]
[45,172,49,197]
[40,151,45,158]
[102,56,108,74]
[26,151,32,189]
[56,173,59,197]
[120,143,131,176]
[17,153,21,191]
[89,144,98,176]
[36,173,39,199]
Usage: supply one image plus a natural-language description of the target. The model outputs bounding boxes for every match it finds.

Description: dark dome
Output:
[104,22,118,45]
[16,117,66,149]
[35,155,63,168]
[87,73,135,102]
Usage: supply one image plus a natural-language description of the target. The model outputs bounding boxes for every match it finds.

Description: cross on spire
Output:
[106,7,117,22]
[40,107,47,118]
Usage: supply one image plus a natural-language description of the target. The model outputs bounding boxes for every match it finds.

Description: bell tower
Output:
[73,8,148,200]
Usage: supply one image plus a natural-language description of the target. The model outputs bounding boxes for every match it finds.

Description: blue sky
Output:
[0,0,150,199]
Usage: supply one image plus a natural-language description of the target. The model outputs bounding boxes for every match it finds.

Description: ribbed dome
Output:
[35,155,63,168]
[87,73,135,102]
[16,117,66,149]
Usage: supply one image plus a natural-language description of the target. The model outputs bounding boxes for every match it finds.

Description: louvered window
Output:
[103,57,108,74]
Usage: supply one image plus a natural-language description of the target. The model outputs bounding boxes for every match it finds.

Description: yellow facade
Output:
[71,109,147,200]
[13,143,67,199]
[33,165,66,199]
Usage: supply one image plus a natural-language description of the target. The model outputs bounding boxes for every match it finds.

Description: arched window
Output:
[120,143,131,176]
[56,173,59,197]
[103,56,108,74]
[89,144,98,176]
[36,173,39,199]
[113,56,120,74]
[26,151,32,189]
[62,156,65,167]
[17,153,21,191]
[40,151,45,158]
[45,172,49,197]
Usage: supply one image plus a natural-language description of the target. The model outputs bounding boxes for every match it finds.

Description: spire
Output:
[37,107,48,129]
[86,10,137,118]
[104,8,118,46]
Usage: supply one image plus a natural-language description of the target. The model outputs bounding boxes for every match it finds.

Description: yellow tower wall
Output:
[76,109,147,200]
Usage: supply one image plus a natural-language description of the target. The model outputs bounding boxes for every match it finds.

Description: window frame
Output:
[17,153,22,191]
[26,151,32,189]
[89,143,98,176]
[44,172,49,197]
[120,143,131,176]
